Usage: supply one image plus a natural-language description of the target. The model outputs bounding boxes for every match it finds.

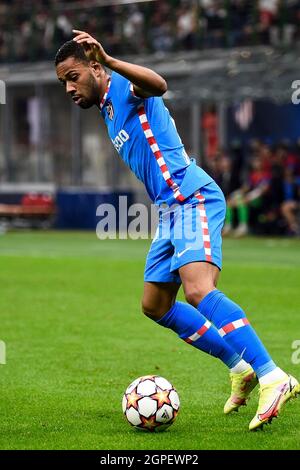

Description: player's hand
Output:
[72,30,109,65]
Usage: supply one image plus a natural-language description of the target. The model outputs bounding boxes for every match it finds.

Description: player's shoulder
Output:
[110,71,146,106]
[109,72,133,102]
[110,71,130,90]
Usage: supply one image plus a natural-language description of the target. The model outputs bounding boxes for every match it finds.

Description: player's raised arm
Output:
[72,30,167,98]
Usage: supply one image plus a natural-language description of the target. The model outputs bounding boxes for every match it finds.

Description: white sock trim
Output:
[259,367,288,386]
[230,359,251,374]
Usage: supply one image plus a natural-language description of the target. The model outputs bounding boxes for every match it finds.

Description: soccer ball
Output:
[122,375,180,432]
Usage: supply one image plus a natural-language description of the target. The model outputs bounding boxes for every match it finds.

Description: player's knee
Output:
[141,298,172,321]
[141,301,160,320]
[184,284,215,307]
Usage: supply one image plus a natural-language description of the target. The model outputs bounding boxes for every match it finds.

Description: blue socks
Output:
[197,290,276,378]
[157,301,241,369]
[153,291,276,380]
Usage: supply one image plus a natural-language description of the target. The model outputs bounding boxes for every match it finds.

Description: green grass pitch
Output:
[0,232,300,450]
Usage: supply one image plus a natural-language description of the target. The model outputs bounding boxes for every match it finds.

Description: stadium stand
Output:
[0,0,299,235]
[0,0,300,63]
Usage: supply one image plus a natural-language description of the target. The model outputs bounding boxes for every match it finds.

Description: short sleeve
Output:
[110,72,144,107]
[127,81,144,105]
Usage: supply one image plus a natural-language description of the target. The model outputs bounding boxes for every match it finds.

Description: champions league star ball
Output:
[122,375,180,432]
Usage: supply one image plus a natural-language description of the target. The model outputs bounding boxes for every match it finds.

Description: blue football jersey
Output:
[100,72,213,205]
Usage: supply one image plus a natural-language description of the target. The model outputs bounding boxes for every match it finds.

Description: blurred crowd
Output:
[1,0,300,237]
[1,0,300,63]
[206,140,300,237]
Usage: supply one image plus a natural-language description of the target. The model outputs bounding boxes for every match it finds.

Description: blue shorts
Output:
[144,181,226,283]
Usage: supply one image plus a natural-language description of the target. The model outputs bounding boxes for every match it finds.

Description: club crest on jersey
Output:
[106,100,114,120]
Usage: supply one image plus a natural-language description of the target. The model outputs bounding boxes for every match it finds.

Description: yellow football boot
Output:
[249,374,300,431]
[224,368,258,414]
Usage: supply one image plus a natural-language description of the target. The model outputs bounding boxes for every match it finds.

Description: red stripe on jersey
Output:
[148,136,156,146]
[197,193,212,263]
[100,78,111,110]
[142,122,150,131]
[137,104,185,203]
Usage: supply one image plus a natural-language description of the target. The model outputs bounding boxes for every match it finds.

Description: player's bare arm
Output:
[72,30,167,98]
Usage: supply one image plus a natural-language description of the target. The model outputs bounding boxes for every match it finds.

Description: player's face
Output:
[56,57,101,109]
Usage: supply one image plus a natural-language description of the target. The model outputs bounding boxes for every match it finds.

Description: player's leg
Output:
[142,280,245,371]
[168,185,256,413]
[177,261,257,413]
[144,204,248,373]
[222,197,234,236]
[177,182,300,428]
[142,281,180,321]
[180,259,276,380]
[234,198,249,237]
[180,261,300,427]
[281,200,299,235]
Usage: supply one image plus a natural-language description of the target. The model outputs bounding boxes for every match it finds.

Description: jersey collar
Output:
[100,77,111,110]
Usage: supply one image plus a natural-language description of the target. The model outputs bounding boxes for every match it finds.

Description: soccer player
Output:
[55,30,300,430]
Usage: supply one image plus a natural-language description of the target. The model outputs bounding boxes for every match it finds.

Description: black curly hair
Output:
[55,40,88,66]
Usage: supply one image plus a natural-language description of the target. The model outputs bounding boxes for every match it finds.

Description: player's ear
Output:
[89,61,104,77]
